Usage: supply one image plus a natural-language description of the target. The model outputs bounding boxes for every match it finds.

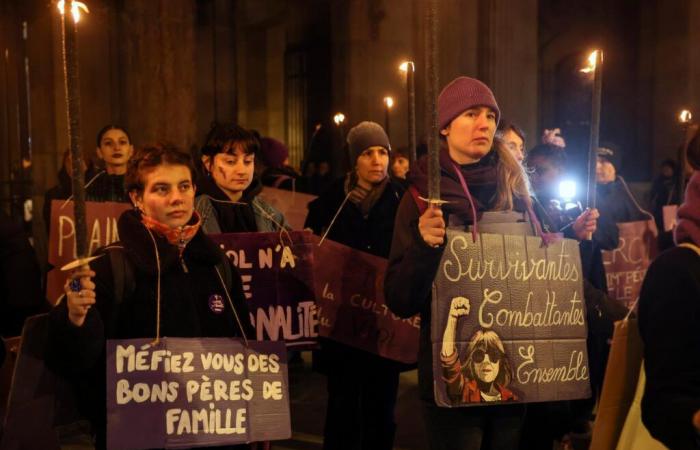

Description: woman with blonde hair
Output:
[385,76,540,450]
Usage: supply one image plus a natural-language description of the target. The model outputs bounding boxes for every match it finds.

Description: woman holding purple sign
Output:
[305,121,407,450]
[47,144,254,449]
[385,77,542,450]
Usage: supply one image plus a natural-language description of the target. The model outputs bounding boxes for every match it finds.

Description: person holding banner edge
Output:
[47,144,255,449]
[385,76,551,450]
[306,121,406,450]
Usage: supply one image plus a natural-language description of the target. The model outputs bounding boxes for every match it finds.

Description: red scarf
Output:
[141,211,202,256]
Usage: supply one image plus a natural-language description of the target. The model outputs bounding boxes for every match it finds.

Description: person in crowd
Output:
[650,158,681,251]
[441,297,516,404]
[46,144,254,449]
[385,76,539,450]
[496,121,526,163]
[85,125,133,203]
[195,123,288,233]
[639,130,700,450]
[596,147,651,224]
[258,136,300,191]
[0,209,46,364]
[43,149,94,232]
[390,147,410,179]
[527,143,619,251]
[523,143,628,449]
[300,122,341,194]
[305,121,406,450]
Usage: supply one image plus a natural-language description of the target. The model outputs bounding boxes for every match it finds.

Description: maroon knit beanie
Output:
[438,77,500,131]
[259,137,289,169]
[674,171,700,246]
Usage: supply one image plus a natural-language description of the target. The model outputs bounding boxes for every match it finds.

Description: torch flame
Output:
[679,109,693,124]
[384,97,394,109]
[399,61,415,73]
[580,50,599,74]
[58,0,90,23]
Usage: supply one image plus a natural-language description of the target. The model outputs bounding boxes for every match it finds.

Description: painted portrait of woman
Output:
[440,296,518,404]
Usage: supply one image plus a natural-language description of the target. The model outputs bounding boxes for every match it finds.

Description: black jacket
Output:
[305,177,405,259]
[639,246,700,450]
[47,210,253,448]
[597,178,648,225]
[85,171,130,204]
[0,211,46,340]
[43,168,73,233]
[305,177,408,372]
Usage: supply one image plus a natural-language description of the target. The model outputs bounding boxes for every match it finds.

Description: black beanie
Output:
[346,121,391,163]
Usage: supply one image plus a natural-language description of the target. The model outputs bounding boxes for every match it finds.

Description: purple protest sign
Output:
[311,236,420,364]
[210,231,318,349]
[106,338,290,449]
[432,230,591,407]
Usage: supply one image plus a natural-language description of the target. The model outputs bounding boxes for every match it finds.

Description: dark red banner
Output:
[602,221,657,309]
[311,236,420,364]
[46,200,131,304]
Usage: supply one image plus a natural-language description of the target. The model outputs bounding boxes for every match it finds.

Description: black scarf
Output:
[197,175,261,233]
[408,148,501,224]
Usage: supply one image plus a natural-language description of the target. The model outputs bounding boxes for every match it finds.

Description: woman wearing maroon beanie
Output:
[385,76,538,450]
[638,129,700,450]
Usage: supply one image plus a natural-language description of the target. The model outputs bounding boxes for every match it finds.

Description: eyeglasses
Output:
[472,349,501,364]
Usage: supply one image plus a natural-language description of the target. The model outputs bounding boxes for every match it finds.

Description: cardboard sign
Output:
[258,187,316,230]
[210,231,318,348]
[46,200,131,304]
[106,338,290,449]
[432,230,591,407]
[311,236,420,364]
[602,221,657,309]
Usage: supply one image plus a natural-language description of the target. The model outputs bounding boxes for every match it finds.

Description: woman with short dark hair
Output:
[195,123,288,233]
[48,144,253,449]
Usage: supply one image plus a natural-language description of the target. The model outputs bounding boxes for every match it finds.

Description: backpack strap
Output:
[408,185,428,215]
[679,242,700,256]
